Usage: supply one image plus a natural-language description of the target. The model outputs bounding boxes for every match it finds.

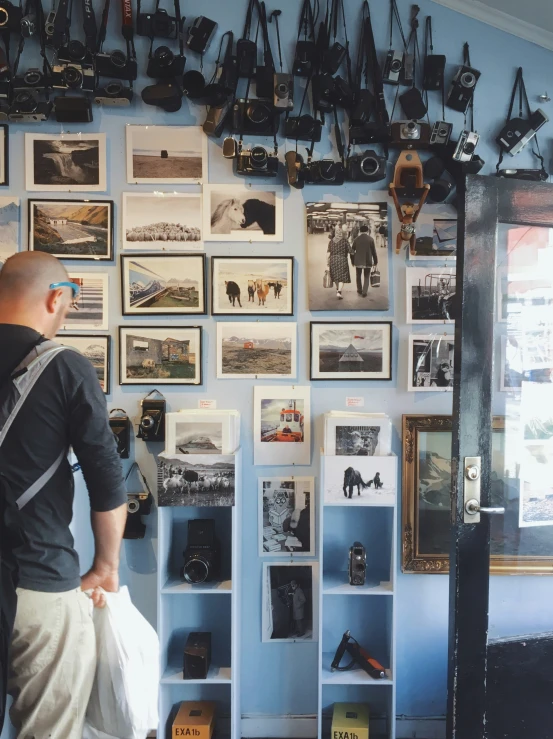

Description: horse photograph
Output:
[157,454,235,507]
[323,456,396,506]
[204,185,283,242]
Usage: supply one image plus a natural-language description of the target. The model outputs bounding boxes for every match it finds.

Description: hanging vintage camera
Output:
[186,16,217,54]
[9,89,53,121]
[94,81,132,106]
[202,31,237,136]
[141,80,182,111]
[496,108,548,157]
[284,114,322,142]
[237,0,257,78]
[181,519,220,584]
[52,39,95,92]
[293,39,316,77]
[137,390,166,443]
[497,168,548,182]
[95,50,137,81]
[390,119,431,150]
[424,156,455,203]
[348,542,367,586]
[94,0,137,106]
[123,463,154,540]
[430,120,453,147]
[349,123,390,146]
[231,98,279,137]
[147,44,186,79]
[312,72,354,111]
[137,0,179,40]
[452,129,479,162]
[109,409,131,458]
[447,43,480,113]
[53,95,93,122]
[345,149,387,183]
[223,137,279,178]
[274,72,293,111]
[423,17,445,91]
[382,48,403,85]
[285,150,345,189]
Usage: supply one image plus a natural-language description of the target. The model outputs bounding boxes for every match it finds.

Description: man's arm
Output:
[81,505,128,599]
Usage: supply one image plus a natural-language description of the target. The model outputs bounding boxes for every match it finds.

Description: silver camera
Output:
[383,48,403,85]
[400,120,421,140]
[273,72,294,111]
[430,120,453,147]
[453,130,480,162]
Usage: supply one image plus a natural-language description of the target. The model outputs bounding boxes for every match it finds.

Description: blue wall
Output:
[3,1,553,735]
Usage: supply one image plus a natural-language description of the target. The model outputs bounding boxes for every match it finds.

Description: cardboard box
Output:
[331,702,370,739]
[172,701,216,739]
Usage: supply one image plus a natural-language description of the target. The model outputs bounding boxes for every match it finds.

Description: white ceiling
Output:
[431,0,553,51]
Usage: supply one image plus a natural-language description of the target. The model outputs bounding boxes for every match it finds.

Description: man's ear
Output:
[45,288,62,314]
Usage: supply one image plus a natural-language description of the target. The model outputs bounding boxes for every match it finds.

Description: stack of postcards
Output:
[323,411,392,457]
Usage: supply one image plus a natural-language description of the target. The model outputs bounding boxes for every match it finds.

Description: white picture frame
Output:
[324,415,392,456]
[258,477,315,557]
[254,385,311,466]
[0,196,20,265]
[203,184,283,242]
[25,133,107,192]
[211,256,294,316]
[122,191,203,251]
[262,562,318,643]
[408,333,455,391]
[310,321,392,380]
[125,125,207,184]
[59,272,109,332]
[165,411,236,455]
[405,266,456,324]
[323,454,397,506]
[217,322,297,379]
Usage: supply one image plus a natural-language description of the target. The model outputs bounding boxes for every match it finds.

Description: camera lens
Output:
[154,45,174,67]
[360,156,379,176]
[67,40,87,62]
[390,58,402,73]
[14,90,37,113]
[275,81,288,98]
[247,102,270,125]
[401,121,420,140]
[250,146,268,170]
[319,160,338,182]
[460,71,476,89]
[23,70,42,86]
[127,498,140,514]
[106,82,123,96]
[184,556,209,584]
[63,66,83,89]
[110,50,127,68]
[0,7,8,26]
[463,142,476,155]
[140,414,155,430]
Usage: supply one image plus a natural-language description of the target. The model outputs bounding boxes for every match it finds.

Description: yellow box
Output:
[172,701,216,739]
[331,702,370,739]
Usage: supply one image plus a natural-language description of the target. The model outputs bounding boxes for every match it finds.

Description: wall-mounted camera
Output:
[293,39,316,77]
[345,150,387,183]
[0,0,23,33]
[94,81,133,106]
[390,120,431,150]
[181,519,220,584]
[8,88,52,122]
[453,130,479,162]
[187,16,217,54]
[137,391,166,442]
[423,53,446,91]
[286,151,345,189]
[447,64,480,113]
[147,45,186,79]
[137,7,178,39]
[284,114,322,142]
[274,73,294,111]
[95,49,137,81]
[231,99,279,137]
[109,409,131,458]
[323,41,347,76]
[496,108,548,157]
[53,96,93,123]
[123,463,153,540]
[430,120,453,148]
[223,138,279,178]
[142,81,183,112]
[382,49,403,85]
[349,542,366,586]
[497,168,548,182]
[311,73,353,111]
[349,123,391,147]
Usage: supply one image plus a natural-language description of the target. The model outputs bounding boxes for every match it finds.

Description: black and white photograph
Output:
[59,273,109,331]
[126,125,207,184]
[254,386,311,466]
[306,201,389,311]
[336,426,384,456]
[122,192,203,250]
[407,206,457,260]
[158,454,235,507]
[165,411,238,456]
[406,267,456,324]
[408,334,455,391]
[58,335,110,394]
[0,124,8,186]
[203,184,283,242]
[501,331,553,390]
[323,454,396,506]
[496,267,553,324]
[28,199,113,260]
[310,322,392,381]
[217,322,297,379]
[324,413,392,456]
[121,254,206,315]
[262,563,316,642]
[0,197,20,265]
[519,449,553,528]
[25,133,107,192]
[259,477,315,556]
[211,256,293,316]
[119,326,201,385]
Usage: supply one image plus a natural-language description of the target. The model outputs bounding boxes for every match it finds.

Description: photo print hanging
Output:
[254,386,311,466]
[405,266,456,323]
[306,200,389,311]
[310,322,392,380]
[408,334,455,391]
[59,272,109,331]
[406,204,457,260]
[119,326,202,385]
[258,477,315,556]
[126,125,207,184]
[122,192,203,250]
[203,184,283,242]
[158,453,235,507]
[57,335,110,394]
[217,322,297,379]
[25,133,107,192]
[211,256,294,316]
[0,197,20,265]
[262,562,318,643]
[323,455,396,506]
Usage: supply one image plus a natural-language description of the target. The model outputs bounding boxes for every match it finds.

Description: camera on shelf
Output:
[223,137,279,178]
[273,72,293,111]
[390,120,431,149]
[124,491,153,540]
[496,108,548,157]
[284,114,322,142]
[349,123,390,147]
[53,96,93,123]
[187,16,217,54]
[0,0,23,33]
[95,49,137,81]
[231,98,278,137]
[497,168,548,182]
[137,393,166,442]
[349,542,367,586]
[382,48,403,85]
[94,81,133,106]
[181,519,220,585]
[142,81,183,112]
[447,64,480,113]
[147,45,186,79]
[137,8,177,39]
[453,129,479,162]
[430,120,453,148]
[8,90,52,122]
[293,39,316,77]
[345,150,387,183]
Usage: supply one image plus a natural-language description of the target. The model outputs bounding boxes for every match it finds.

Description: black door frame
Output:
[447,174,553,739]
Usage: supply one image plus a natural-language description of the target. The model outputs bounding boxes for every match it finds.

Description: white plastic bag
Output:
[83,587,159,739]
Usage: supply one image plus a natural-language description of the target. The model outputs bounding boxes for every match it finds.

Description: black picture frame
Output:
[58,334,111,395]
[28,198,114,261]
[309,321,393,381]
[120,253,207,316]
[211,256,294,317]
[118,326,202,386]
[0,125,9,186]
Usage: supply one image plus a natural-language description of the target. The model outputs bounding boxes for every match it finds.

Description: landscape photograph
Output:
[173,421,223,454]
[310,322,392,380]
[26,133,106,191]
[126,125,206,183]
[119,326,201,385]
[217,322,296,379]
[0,197,20,264]
[211,256,293,315]
[29,199,113,259]
[158,454,235,506]
[122,254,206,315]
[58,335,110,393]
[122,192,203,250]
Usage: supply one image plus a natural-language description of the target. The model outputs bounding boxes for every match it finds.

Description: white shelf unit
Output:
[157,452,241,739]
[318,454,398,739]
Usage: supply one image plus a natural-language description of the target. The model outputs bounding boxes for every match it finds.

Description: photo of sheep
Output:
[126,125,207,184]
[211,257,293,316]
[203,184,283,242]
[122,192,203,250]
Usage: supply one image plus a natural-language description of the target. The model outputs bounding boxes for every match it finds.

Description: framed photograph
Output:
[407,206,457,260]
[121,254,206,315]
[402,415,553,574]
[0,124,9,186]
[203,184,283,242]
[217,322,297,379]
[254,386,311,466]
[211,256,293,316]
[28,199,113,260]
[57,335,110,394]
[119,326,202,385]
[408,333,454,391]
[122,192,203,251]
[259,477,315,556]
[158,454,235,506]
[310,322,392,381]
[405,266,456,323]
[262,562,318,642]
[126,125,207,184]
[323,454,396,506]
[59,272,109,331]
[25,133,107,192]
[0,197,20,265]
[324,414,392,456]
[306,200,390,311]
[165,411,237,455]
[501,330,553,391]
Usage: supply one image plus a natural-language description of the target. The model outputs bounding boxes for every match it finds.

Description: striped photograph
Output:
[59,272,109,331]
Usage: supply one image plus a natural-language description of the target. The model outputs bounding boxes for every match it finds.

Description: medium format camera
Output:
[137,8,177,38]
[0,0,23,33]
[231,99,278,137]
[124,491,153,540]
[323,41,347,75]
[349,122,390,147]
[390,120,431,149]
[349,542,367,586]
[453,130,479,162]
[274,72,293,111]
[497,168,548,182]
[181,519,220,584]
[284,114,322,142]
[187,16,217,54]
[430,120,453,147]
[447,64,480,113]
[94,82,133,106]
[52,63,95,92]
[382,48,403,85]
[95,49,137,81]
[496,109,548,157]
[53,96,93,123]
[147,45,186,79]
[137,395,166,442]
[109,411,131,458]
[223,137,279,178]
[8,90,52,122]
[293,39,316,77]
[345,150,387,182]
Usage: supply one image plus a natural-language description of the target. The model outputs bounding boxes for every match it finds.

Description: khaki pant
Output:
[8,588,96,739]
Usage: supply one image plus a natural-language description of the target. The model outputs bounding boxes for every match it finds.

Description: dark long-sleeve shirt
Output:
[351,233,378,268]
[0,325,126,592]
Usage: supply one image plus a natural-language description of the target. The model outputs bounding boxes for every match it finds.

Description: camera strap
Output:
[97,0,136,72]
[13,0,52,83]
[269,10,284,72]
[387,0,406,51]
[238,37,278,156]
[423,16,445,120]
[209,29,235,92]
[297,0,317,42]
[258,1,274,73]
[241,0,255,41]
[328,0,352,88]
[333,104,344,164]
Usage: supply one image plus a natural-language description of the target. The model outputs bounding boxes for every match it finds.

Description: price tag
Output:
[346,396,365,408]
[198,399,217,410]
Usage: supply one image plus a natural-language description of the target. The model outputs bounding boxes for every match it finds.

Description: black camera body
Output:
[345,150,387,183]
[183,632,211,680]
[447,64,480,113]
[57,40,95,67]
[497,168,548,182]
[9,90,52,122]
[236,37,256,78]
[305,158,345,186]
[142,81,182,112]
[423,54,446,91]
[95,50,137,81]
[137,8,177,38]
[147,45,186,79]
[12,68,48,91]
[312,72,353,110]
[274,72,293,111]
[109,412,131,458]
[496,109,548,157]
[390,120,431,149]
[187,16,217,53]
[349,542,367,586]
[203,98,232,136]
[51,63,95,92]
[54,96,93,122]
[181,519,220,584]
[350,89,375,127]
[284,114,322,142]
[293,39,316,77]
[94,82,133,106]
[0,1,23,33]
[223,137,279,178]
[124,492,153,540]
[383,48,403,85]
[430,120,453,147]
[231,98,278,137]
[137,397,166,442]
[349,122,391,146]
[323,41,346,75]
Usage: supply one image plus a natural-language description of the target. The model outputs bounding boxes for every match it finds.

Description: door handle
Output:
[463,455,504,523]
[465,499,505,516]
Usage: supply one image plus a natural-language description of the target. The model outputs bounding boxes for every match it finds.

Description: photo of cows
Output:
[211,257,293,316]
[158,454,235,506]
[203,185,283,242]
[323,456,395,506]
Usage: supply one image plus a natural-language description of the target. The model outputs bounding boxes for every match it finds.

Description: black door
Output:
[448,175,553,739]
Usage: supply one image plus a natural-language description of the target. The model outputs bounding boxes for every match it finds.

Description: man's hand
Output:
[81,565,119,608]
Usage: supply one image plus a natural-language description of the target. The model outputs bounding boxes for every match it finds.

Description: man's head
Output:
[0,252,75,338]
[360,225,369,233]
[291,580,297,590]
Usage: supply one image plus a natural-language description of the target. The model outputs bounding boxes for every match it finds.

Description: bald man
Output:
[0,253,127,739]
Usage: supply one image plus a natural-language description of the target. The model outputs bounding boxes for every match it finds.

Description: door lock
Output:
[463,456,506,523]
[466,465,480,481]
[465,499,506,516]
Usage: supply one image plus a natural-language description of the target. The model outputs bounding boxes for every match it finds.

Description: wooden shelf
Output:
[321,653,393,686]
[161,577,232,594]
[162,664,232,685]
[323,572,393,595]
